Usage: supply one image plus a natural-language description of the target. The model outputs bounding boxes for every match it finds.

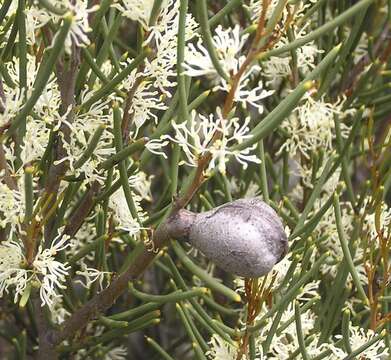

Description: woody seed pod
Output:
[166,198,288,278]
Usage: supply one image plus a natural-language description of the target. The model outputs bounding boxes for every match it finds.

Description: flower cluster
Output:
[263,25,321,85]
[184,25,273,113]
[162,109,260,174]
[279,94,351,159]
[4,1,98,52]
[117,0,198,132]
[0,234,70,308]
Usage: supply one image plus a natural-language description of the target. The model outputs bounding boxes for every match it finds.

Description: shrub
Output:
[0,0,390,359]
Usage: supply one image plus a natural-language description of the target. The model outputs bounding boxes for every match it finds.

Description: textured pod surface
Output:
[182,198,288,278]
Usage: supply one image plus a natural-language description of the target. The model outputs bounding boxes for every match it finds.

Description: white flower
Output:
[0,88,24,128]
[113,0,156,29]
[65,1,98,50]
[279,95,352,159]
[289,162,366,280]
[21,118,52,165]
[6,54,59,98]
[334,325,389,359]
[163,110,260,174]
[0,233,71,308]
[121,70,167,129]
[145,138,169,159]
[109,188,147,237]
[103,345,128,360]
[265,303,321,359]
[101,60,115,77]
[2,55,62,166]
[0,181,23,229]
[0,241,28,301]
[50,296,71,324]
[52,1,98,53]
[290,162,365,279]
[116,1,198,127]
[76,262,111,290]
[128,171,154,201]
[217,64,274,113]
[115,0,198,119]
[207,334,238,360]
[115,0,198,97]
[144,0,198,96]
[184,25,273,113]
[247,0,280,22]
[245,2,319,87]
[263,25,321,84]
[185,25,248,79]
[23,7,52,44]
[33,234,71,308]
[66,221,96,256]
[21,1,98,54]
[59,89,114,183]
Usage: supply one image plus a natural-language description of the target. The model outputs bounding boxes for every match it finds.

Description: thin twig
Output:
[0,143,17,190]
[43,41,80,246]
[121,75,144,143]
[342,24,391,94]
[176,0,277,210]
[0,78,6,113]
[64,181,100,237]
[35,297,59,360]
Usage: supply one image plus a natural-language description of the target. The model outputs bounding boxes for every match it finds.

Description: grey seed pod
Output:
[166,198,288,278]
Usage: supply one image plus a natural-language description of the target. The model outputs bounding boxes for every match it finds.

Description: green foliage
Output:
[0,0,390,359]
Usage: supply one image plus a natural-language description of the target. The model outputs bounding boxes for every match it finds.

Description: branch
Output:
[43,42,80,245]
[35,297,59,360]
[63,181,100,237]
[46,219,172,348]
[0,78,6,113]
[121,73,144,143]
[0,143,17,190]
[45,43,80,194]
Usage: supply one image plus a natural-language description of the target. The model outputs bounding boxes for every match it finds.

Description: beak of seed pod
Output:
[166,198,288,278]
